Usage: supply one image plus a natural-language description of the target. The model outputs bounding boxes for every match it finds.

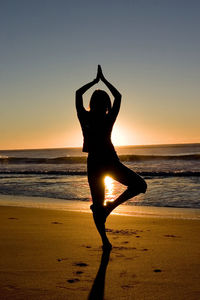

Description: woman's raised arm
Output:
[75,73,99,114]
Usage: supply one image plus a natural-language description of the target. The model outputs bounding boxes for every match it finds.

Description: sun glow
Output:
[111,124,142,146]
[104,176,114,206]
[111,125,129,146]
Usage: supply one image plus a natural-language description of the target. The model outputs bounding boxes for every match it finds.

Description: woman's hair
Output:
[89,90,111,113]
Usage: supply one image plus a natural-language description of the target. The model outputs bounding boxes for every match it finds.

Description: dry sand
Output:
[0,205,200,300]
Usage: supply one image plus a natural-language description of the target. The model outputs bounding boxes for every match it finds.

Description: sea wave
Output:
[0,154,199,164]
[0,170,199,177]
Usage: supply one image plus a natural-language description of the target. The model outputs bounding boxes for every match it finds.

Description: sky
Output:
[0,0,200,150]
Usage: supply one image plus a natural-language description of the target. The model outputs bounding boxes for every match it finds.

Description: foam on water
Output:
[0,194,199,220]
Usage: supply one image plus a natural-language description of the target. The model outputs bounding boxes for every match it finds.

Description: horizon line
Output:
[0,142,200,152]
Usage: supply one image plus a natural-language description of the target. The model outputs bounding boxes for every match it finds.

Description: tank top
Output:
[77,110,118,158]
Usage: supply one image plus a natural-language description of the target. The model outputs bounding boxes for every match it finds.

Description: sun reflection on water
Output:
[104,176,114,206]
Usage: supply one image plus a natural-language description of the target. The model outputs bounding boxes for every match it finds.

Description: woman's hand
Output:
[97,64,105,81]
[93,65,102,84]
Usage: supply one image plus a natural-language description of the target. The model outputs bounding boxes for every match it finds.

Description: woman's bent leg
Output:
[106,160,147,214]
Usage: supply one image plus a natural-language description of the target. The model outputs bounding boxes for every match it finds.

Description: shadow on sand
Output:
[88,248,111,300]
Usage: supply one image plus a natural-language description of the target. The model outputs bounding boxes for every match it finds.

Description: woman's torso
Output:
[79,111,118,159]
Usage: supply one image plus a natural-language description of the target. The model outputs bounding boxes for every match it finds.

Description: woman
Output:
[76,65,147,250]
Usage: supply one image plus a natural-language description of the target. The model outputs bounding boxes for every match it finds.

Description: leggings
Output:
[87,155,147,207]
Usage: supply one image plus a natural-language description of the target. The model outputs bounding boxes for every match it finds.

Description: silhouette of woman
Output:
[76,65,147,249]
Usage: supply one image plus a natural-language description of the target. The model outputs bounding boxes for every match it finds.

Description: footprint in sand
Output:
[4,285,19,290]
[106,228,143,236]
[76,271,84,275]
[74,262,88,267]
[120,271,127,277]
[164,234,180,238]
[57,257,68,262]
[51,221,62,224]
[81,244,91,249]
[67,278,80,283]
[121,284,134,289]
[67,263,88,285]
[113,246,136,251]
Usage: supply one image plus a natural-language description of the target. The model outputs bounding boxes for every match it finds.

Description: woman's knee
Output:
[140,179,147,193]
[128,177,147,194]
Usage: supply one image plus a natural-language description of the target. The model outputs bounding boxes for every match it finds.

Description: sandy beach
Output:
[0,204,200,300]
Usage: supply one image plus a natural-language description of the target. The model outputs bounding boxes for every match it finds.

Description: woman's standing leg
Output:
[87,158,112,249]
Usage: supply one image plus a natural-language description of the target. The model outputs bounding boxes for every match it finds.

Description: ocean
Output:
[0,143,199,214]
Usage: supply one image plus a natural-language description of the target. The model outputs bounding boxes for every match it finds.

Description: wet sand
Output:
[0,205,200,299]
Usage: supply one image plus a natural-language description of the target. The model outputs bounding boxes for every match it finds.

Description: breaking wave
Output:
[0,154,199,164]
[0,170,199,177]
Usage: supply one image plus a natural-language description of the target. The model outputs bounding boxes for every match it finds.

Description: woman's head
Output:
[89,90,111,114]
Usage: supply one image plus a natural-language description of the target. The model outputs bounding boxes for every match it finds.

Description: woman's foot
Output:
[90,204,107,223]
[90,202,114,223]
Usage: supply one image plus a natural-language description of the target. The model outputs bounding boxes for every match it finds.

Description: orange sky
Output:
[0,1,199,150]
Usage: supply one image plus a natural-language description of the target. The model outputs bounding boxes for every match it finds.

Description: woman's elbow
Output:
[117,93,122,100]
[75,90,81,97]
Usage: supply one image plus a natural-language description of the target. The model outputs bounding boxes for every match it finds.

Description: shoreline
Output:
[0,194,200,220]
